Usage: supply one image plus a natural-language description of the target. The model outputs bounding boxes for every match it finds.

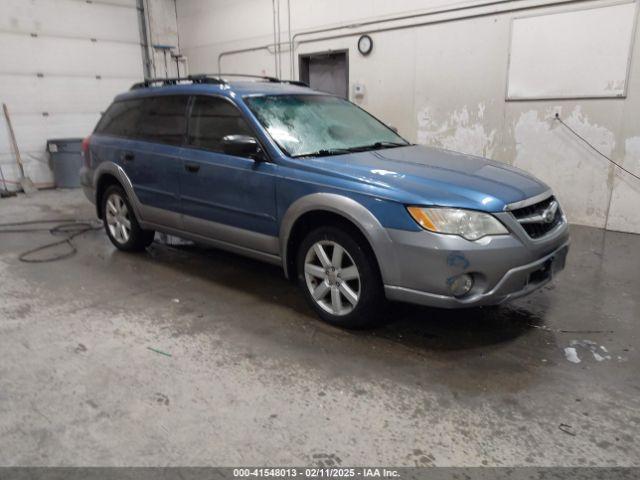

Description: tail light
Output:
[81,135,91,167]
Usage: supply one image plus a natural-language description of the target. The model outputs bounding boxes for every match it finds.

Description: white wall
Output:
[0,0,144,189]
[175,0,640,234]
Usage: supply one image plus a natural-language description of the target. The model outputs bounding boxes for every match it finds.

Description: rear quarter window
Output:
[95,95,189,146]
[95,99,143,138]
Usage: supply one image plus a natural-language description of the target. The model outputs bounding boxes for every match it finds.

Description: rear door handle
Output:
[121,152,135,162]
[185,162,200,173]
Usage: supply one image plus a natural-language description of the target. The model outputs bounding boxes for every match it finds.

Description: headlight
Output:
[407,206,508,241]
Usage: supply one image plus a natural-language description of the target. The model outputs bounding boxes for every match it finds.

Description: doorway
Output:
[299,50,349,99]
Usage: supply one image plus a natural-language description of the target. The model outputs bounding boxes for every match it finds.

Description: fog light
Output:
[449,274,474,297]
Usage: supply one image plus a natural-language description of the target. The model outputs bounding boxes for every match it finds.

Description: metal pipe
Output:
[217,42,290,75]
[288,0,523,58]
[277,0,283,79]
[217,0,598,80]
[136,0,152,79]
[163,50,168,78]
[144,0,156,78]
[173,0,180,52]
[221,0,530,80]
[293,0,597,49]
[272,0,279,77]
[287,0,293,79]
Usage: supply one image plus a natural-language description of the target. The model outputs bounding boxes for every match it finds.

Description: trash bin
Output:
[47,138,83,188]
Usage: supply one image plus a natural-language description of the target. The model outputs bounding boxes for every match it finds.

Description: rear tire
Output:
[102,185,154,251]
[296,225,385,329]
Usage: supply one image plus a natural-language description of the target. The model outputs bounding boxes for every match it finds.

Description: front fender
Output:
[279,193,400,282]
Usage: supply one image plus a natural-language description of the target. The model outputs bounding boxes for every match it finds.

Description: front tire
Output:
[296,226,385,329]
[102,185,154,251]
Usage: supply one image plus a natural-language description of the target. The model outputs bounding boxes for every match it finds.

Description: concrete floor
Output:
[0,189,638,467]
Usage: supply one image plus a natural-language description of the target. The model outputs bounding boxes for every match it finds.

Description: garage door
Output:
[0,0,143,189]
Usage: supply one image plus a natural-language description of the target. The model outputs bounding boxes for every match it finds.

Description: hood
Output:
[301,145,549,212]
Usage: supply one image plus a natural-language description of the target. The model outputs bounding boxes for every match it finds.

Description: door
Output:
[118,95,189,226]
[180,95,278,250]
[299,51,348,98]
[0,0,143,188]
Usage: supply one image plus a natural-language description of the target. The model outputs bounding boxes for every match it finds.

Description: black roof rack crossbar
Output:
[130,73,309,90]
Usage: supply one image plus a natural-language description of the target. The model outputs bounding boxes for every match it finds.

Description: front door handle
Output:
[121,152,135,162]
[185,162,200,173]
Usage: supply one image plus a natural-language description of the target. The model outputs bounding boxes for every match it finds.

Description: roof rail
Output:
[130,73,308,90]
[217,73,280,82]
[130,74,225,90]
[280,79,309,87]
[216,73,309,87]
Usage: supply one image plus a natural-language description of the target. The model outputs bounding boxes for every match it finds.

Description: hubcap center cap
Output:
[327,270,339,285]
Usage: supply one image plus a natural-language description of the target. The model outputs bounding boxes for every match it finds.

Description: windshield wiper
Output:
[345,141,409,152]
[292,142,409,158]
[293,148,352,158]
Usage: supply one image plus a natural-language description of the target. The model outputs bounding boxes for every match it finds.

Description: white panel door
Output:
[0,0,142,188]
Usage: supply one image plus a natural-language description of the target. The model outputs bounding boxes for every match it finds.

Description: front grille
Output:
[511,195,563,239]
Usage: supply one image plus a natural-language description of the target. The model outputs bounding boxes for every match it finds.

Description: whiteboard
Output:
[507,2,638,100]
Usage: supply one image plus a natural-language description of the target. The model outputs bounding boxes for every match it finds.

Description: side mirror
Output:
[221,134,263,160]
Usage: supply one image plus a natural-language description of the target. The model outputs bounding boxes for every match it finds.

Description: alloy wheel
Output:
[304,240,361,316]
[105,192,131,244]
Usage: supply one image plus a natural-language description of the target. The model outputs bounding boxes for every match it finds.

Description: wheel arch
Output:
[279,193,397,282]
[93,162,142,221]
[95,174,121,219]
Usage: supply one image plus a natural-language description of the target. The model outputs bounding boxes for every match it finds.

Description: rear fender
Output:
[94,162,144,221]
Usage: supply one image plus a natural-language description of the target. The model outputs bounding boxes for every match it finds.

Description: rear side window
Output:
[137,96,189,146]
[188,96,253,152]
[95,99,143,138]
[95,95,189,145]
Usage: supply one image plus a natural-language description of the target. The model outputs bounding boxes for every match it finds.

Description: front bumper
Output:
[381,212,570,308]
[385,241,569,308]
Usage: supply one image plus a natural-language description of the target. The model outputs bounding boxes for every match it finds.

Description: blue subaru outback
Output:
[80,74,569,328]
